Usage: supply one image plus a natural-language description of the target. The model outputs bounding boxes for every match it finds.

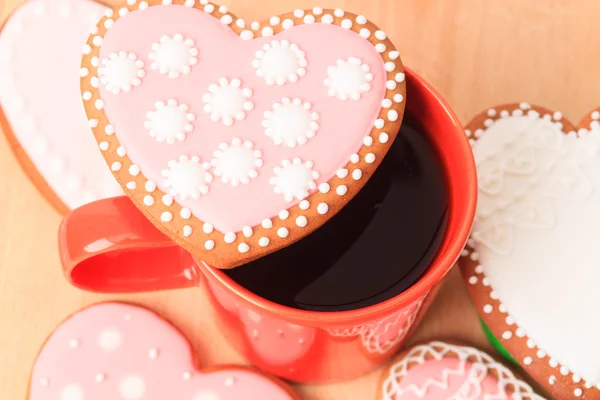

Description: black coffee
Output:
[225,112,449,311]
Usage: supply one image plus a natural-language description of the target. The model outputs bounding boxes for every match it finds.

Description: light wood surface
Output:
[1,0,599,398]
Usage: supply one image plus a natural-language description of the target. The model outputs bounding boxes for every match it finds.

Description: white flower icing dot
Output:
[210,138,263,186]
[270,158,319,202]
[203,78,254,126]
[98,51,145,94]
[148,34,199,79]
[325,57,373,100]
[144,99,194,144]
[252,40,307,85]
[262,98,319,147]
[162,155,212,200]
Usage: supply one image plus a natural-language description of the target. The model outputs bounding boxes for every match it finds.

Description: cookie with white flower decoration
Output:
[378,341,545,400]
[28,302,300,400]
[81,0,406,269]
[459,103,600,399]
[0,0,123,214]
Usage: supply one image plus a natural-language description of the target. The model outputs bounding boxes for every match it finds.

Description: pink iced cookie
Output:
[0,0,122,213]
[29,303,300,400]
[379,341,545,400]
[80,0,407,269]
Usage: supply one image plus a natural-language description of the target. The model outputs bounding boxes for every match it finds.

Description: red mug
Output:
[59,68,477,384]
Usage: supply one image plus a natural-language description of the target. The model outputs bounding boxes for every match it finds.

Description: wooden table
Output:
[1,0,599,398]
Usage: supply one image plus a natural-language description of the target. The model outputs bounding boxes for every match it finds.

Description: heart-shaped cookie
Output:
[0,0,122,213]
[460,103,600,399]
[29,302,300,400]
[378,341,544,399]
[80,0,406,268]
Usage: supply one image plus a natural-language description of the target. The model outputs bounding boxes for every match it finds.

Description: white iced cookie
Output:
[461,103,600,399]
[0,0,122,213]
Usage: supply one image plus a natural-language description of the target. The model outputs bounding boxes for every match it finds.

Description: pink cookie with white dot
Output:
[81,0,407,269]
[29,302,300,400]
[0,0,122,213]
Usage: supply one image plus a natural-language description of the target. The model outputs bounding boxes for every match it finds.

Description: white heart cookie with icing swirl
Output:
[460,102,600,399]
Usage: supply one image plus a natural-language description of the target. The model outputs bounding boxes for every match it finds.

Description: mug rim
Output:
[197,66,477,325]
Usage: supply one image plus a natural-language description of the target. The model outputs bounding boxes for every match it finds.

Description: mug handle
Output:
[59,196,201,293]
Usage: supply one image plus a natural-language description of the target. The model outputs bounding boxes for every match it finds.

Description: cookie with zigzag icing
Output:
[377,341,544,399]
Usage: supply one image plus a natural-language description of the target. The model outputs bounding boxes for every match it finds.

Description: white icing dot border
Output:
[581,107,600,133]
[461,103,598,399]
[80,0,407,269]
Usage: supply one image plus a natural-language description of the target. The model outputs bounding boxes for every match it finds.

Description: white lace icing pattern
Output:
[381,341,544,399]
[471,111,597,256]
[327,298,424,354]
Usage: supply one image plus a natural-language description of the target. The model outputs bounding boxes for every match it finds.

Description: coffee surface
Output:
[225,112,449,311]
